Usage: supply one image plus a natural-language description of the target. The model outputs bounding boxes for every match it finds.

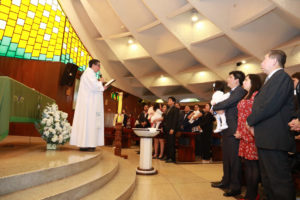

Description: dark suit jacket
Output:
[164,106,179,132]
[138,111,150,128]
[182,110,193,132]
[247,69,295,152]
[199,112,215,134]
[213,86,247,137]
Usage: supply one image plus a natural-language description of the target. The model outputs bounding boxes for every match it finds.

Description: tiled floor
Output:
[102,146,235,200]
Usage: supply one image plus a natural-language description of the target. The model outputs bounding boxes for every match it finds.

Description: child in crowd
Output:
[211,81,230,133]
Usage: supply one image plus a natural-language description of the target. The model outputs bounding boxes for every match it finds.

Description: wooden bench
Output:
[177,132,200,162]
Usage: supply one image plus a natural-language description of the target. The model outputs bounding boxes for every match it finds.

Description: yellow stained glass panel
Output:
[7,18,16,27]
[22,0,30,6]
[23,24,31,31]
[0,13,9,21]
[34,43,41,50]
[27,37,35,45]
[48,46,55,51]
[42,41,49,47]
[4,25,14,37]
[14,25,22,34]
[0,30,4,40]
[37,4,44,12]
[36,35,43,43]
[25,18,33,25]
[41,16,48,23]
[28,5,37,12]
[11,33,20,43]
[54,50,60,55]
[21,31,29,40]
[45,4,51,11]
[18,40,27,48]
[46,51,53,58]
[38,29,45,35]
[31,23,39,30]
[41,47,47,54]
[25,45,33,53]
[1,1,11,8]
[18,11,27,20]
[30,30,38,37]
[0,5,10,14]
[11,5,20,13]
[20,5,29,13]
[32,49,40,57]
[9,12,18,20]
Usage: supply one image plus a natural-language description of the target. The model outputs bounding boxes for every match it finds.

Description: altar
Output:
[0,76,55,141]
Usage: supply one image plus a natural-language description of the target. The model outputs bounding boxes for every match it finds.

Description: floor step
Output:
[0,151,119,200]
[0,145,101,195]
[82,154,136,200]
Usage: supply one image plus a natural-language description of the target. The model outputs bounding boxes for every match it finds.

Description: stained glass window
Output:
[0,0,92,71]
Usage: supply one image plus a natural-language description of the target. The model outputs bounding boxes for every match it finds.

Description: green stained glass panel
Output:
[1,37,12,46]
[39,54,46,60]
[9,43,18,51]
[24,53,32,59]
[53,55,60,61]
[16,48,25,57]
[6,51,16,57]
[0,45,9,55]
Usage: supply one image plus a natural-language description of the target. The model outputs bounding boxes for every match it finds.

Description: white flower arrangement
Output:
[36,103,71,145]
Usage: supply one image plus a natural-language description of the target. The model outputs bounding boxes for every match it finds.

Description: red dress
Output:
[237,91,258,160]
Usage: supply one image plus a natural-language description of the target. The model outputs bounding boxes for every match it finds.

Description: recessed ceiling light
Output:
[191,13,199,22]
[128,37,134,44]
[241,60,246,64]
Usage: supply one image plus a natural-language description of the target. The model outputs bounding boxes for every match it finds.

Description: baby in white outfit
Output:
[211,81,230,133]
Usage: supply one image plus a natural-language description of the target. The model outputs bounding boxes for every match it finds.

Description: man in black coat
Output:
[247,50,295,200]
[211,71,247,197]
[182,106,193,132]
[199,103,215,162]
[136,104,150,128]
[164,96,179,163]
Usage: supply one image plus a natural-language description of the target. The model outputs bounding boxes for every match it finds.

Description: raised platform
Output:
[0,136,136,200]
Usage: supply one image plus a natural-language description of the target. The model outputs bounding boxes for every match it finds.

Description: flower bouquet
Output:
[35,103,72,150]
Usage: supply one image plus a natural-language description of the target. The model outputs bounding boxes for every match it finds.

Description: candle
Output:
[117,92,123,123]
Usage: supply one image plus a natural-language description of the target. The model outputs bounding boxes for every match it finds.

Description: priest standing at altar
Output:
[70,59,106,151]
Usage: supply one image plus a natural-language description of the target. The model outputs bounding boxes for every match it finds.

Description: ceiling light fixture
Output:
[241,60,246,64]
[191,12,199,22]
[128,38,134,44]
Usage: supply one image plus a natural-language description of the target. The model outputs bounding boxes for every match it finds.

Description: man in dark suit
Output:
[182,106,193,132]
[247,50,295,200]
[211,71,247,197]
[165,96,179,163]
[136,104,150,128]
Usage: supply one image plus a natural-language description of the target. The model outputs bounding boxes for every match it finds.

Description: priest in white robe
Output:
[70,59,106,151]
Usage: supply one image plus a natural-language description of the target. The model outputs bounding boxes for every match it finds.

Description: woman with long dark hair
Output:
[234,74,262,200]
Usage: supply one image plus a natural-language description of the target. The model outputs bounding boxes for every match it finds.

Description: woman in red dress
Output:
[235,74,262,200]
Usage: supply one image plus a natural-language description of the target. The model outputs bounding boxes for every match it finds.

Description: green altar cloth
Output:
[0,76,55,141]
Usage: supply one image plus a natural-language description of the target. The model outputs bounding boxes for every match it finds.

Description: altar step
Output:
[0,149,102,195]
[82,155,136,200]
[0,137,136,200]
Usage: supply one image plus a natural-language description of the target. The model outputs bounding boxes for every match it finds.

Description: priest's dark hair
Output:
[229,70,245,86]
[89,59,100,68]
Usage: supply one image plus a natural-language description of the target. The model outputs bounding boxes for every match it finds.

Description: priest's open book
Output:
[105,79,115,88]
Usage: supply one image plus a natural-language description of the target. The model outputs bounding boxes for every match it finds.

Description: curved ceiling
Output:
[59,0,300,102]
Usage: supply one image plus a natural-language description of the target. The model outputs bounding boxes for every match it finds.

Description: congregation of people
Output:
[89,49,299,200]
[130,50,300,200]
